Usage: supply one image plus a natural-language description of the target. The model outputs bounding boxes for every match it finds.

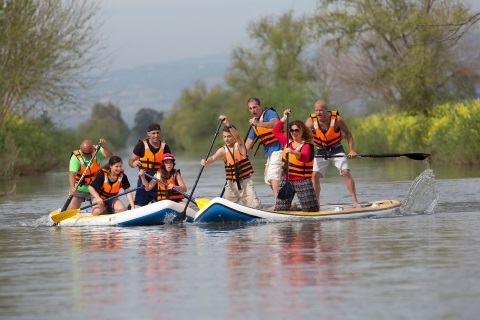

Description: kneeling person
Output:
[139,153,187,204]
[88,156,135,215]
[201,115,262,209]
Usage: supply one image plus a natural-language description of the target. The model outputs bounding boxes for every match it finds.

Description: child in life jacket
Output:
[138,153,188,203]
[88,155,135,215]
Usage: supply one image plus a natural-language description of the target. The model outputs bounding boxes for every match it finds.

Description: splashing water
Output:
[401,168,438,214]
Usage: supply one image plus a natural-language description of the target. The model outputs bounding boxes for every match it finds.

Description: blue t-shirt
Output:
[248,109,282,157]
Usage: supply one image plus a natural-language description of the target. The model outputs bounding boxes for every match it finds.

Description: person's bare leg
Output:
[271,179,279,201]
[312,171,321,204]
[67,197,82,210]
[266,179,280,211]
[342,169,359,207]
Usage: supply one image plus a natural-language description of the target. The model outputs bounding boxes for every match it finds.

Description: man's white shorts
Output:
[264,150,283,185]
[313,153,350,178]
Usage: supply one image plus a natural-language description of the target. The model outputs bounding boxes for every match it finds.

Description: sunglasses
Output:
[290,129,300,133]
[83,151,92,156]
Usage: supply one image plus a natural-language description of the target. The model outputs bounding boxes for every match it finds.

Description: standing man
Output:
[67,139,112,210]
[202,115,262,209]
[305,100,359,207]
[128,122,171,207]
[244,97,283,202]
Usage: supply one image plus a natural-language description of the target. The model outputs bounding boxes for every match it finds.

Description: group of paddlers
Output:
[65,97,359,215]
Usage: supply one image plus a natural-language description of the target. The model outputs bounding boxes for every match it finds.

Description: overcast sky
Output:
[101,0,316,69]
[100,0,480,70]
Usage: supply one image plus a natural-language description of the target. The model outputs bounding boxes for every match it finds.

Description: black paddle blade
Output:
[277,181,294,200]
[172,210,187,223]
[404,153,430,160]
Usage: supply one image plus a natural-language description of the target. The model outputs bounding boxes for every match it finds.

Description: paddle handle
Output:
[173,119,223,223]
[79,186,142,211]
[317,153,430,160]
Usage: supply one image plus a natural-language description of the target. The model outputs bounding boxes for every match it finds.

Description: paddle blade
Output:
[277,181,294,200]
[195,198,210,209]
[172,211,186,223]
[50,208,80,223]
[404,153,430,160]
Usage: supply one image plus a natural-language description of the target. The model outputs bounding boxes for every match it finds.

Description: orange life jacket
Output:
[139,139,166,171]
[223,145,254,181]
[310,111,342,148]
[155,170,184,201]
[97,168,123,200]
[281,142,314,178]
[252,108,280,146]
[72,148,101,186]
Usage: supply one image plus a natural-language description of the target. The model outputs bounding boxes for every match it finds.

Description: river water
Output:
[1,151,479,320]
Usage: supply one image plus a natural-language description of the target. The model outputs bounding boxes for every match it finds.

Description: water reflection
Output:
[56,227,189,309]
[221,221,361,316]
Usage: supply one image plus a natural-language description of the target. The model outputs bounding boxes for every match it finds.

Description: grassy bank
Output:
[350,99,480,164]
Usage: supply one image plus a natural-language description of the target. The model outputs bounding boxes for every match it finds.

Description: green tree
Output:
[0,113,79,179]
[130,108,164,142]
[311,0,480,115]
[0,0,104,125]
[77,102,130,152]
[226,12,318,97]
[162,82,230,152]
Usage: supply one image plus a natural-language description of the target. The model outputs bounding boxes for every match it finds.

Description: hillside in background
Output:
[58,53,230,128]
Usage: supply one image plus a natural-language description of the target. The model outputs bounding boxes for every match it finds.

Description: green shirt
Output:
[69,147,103,193]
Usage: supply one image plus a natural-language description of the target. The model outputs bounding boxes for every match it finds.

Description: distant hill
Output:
[61,53,230,128]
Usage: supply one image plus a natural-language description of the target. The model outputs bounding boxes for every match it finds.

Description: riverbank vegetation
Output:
[163,0,480,164]
[1,0,480,182]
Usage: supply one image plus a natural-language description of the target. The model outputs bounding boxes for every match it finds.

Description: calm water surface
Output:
[1,152,480,320]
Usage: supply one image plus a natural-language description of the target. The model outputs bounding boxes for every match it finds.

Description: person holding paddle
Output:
[305,100,359,207]
[244,97,283,203]
[88,156,135,215]
[138,153,188,204]
[66,139,112,210]
[273,110,319,212]
[201,115,262,209]
[128,122,172,207]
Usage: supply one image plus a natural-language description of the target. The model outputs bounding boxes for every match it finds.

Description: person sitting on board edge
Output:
[88,156,135,215]
[128,122,171,208]
[138,153,188,204]
[305,100,359,207]
[67,139,112,210]
[201,115,263,209]
[273,109,319,212]
[244,97,283,204]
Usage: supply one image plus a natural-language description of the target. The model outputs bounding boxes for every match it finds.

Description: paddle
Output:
[50,186,142,224]
[143,172,210,209]
[277,113,294,200]
[172,119,223,223]
[320,152,430,161]
[60,143,102,212]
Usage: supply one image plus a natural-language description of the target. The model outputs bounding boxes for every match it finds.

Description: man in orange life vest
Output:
[202,115,262,209]
[67,139,113,210]
[244,97,283,202]
[128,122,171,207]
[305,100,359,207]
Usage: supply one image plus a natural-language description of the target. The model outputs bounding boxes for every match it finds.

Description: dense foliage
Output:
[0,114,79,178]
[310,0,480,114]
